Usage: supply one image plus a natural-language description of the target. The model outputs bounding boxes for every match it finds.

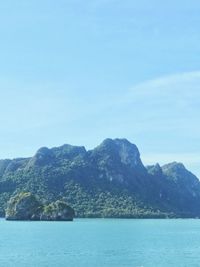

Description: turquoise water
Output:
[0,219,200,267]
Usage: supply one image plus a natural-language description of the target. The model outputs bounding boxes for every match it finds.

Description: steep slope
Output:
[0,139,200,218]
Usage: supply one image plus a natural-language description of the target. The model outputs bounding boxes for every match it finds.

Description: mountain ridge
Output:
[0,138,199,218]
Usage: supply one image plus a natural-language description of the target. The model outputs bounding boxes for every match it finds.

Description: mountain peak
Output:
[93,138,145,170]
[27,147,54,167]
[163,161,185,167]
[51,144,86,159]
[162,161,199,185]
[162,162,186,173]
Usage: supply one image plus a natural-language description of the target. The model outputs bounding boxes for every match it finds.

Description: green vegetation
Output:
[1,138,200,218]
[5,192,74,221]
[41,200,74,221]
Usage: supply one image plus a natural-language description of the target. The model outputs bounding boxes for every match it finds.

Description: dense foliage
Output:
[1,138,200,218]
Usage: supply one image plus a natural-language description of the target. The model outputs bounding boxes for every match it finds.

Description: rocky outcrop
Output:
[5,192,41,220]
[5,192,74,221]
[41,200,75,221]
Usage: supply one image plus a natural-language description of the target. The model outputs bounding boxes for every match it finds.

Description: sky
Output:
[0,0,200,176]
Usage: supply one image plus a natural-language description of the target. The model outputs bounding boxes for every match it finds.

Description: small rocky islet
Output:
[5,192,75,221]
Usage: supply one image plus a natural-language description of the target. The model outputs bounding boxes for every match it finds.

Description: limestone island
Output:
[5,192,75,221]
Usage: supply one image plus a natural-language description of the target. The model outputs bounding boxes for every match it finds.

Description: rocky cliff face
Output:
[1,138,200,218]
[89,138,147,184]
[91,138,144,170]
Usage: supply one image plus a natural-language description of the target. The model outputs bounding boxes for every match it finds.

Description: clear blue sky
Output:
[0,0,200,176]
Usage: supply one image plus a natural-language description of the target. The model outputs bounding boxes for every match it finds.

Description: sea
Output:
[0,218,199,267]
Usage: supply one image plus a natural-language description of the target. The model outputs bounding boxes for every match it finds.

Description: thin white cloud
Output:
[121,70,200,130]
[130,70,200,99]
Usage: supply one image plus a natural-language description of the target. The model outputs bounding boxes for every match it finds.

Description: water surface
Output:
[0,218,199,267]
